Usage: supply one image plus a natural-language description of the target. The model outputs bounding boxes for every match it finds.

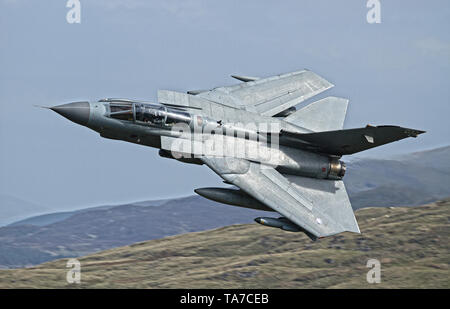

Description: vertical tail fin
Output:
[284,96,348,132]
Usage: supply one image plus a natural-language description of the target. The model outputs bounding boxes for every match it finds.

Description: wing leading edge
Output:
[197,70,334,116]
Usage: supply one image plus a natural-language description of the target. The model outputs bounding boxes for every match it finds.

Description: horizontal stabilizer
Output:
[284,96,348,132]
[281,125,425,155]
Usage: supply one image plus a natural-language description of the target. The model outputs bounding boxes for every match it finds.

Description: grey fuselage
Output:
[56,99,345,182]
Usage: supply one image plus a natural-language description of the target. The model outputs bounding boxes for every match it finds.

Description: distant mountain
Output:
[9,204,123,227]
[0,196,269,268]
[5,199,171,228]
[0,145,449,268]
[349,184,437,209]
[400,145,450,173]
[345,145,450,208]
[0,195,52,227]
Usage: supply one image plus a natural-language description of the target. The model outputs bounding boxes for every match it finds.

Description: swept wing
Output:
[197,70,334,116]
[201,156,359,239]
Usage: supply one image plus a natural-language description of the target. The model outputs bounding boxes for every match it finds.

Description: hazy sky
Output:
[1,0,449,211]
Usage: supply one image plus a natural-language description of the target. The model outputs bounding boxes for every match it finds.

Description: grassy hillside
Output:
[0,199,448,288]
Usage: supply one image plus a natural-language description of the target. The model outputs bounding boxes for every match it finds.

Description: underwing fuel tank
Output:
[158,149,203,165]
[254,217,318,240]
[254,217,301,232]
[194,187,273,212]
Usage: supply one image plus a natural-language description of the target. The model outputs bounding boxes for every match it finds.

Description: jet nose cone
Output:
[51,101,90,126]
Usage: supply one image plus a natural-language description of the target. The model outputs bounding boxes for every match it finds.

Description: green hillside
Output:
[0,199,448,288]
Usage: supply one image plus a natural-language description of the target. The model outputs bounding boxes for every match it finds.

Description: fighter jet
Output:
[45,70,424,240]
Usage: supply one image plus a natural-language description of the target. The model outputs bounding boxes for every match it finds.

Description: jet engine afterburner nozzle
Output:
[328,158,346,180]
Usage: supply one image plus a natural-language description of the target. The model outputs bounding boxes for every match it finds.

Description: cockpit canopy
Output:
[109,102,134,121]
[106,100,191,127]
[135,103,165,125]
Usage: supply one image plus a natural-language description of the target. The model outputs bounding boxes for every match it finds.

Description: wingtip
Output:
[352,224,361,234]
[406,128,426,137]
[343,221,361,235]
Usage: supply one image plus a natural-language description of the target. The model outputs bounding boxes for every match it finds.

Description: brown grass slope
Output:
[0,200,448,288]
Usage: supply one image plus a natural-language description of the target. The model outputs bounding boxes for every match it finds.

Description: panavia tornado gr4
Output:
[44,70,424,240]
